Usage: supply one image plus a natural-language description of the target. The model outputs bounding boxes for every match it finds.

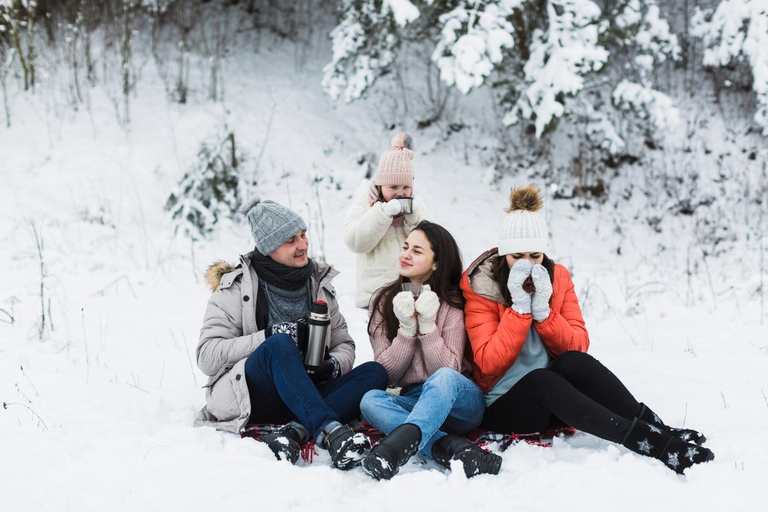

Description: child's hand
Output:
[382,200,402,217]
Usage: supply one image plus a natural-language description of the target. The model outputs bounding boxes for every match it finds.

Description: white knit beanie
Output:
[497,185,548,256]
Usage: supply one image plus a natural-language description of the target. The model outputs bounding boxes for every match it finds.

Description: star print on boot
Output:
[638,403,707,445]
[623,418,714,474]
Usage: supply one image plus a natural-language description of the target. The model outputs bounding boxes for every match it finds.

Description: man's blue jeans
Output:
[244,334,388,440]
[360,367,485,458]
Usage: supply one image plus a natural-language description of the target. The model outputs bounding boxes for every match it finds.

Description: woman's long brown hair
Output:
[368,221,464,341]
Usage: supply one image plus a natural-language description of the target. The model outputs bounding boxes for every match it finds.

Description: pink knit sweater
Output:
[369,299,472,387]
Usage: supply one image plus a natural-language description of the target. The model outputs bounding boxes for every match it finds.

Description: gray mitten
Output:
[530,264,553,321]
[507,258,533,315]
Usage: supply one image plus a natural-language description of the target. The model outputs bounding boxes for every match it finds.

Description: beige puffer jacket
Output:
[343,179,433,308]
[193,252,356,433]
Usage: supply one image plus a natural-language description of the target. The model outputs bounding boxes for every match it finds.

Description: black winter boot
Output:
[256,423,307,464]
[622,418,714,474]
[362,423,422,480]
[638,403,707,445]
[432,435,502,478]
[324,424,372,470]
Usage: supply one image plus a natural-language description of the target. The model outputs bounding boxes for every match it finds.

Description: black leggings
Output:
[481,351,641,443]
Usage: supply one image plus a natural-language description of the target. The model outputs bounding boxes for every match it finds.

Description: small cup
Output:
[401,282,423,297]
[396,197,413,214]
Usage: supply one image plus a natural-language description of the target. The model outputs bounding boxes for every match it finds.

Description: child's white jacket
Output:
[343,179,433,308]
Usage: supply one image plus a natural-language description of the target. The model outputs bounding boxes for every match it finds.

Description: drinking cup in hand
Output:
[401,282,423,297]
[396,197,413,214]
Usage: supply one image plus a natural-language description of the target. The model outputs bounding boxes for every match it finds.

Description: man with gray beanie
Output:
[194,199,388,469]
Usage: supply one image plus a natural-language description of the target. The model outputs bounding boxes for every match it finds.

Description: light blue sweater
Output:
[485,325,551,406]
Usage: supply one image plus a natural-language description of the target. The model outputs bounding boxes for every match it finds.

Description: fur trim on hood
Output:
[206,260,238,291]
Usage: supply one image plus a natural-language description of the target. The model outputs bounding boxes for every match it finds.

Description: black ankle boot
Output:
[622,418,714,474]
[432,435,502,478]
[362,423,422,480]
[324,424,372,470]
[638,403,707,445]
[257,423,306,464]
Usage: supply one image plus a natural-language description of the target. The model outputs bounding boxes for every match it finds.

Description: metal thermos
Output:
[304,300,330,369]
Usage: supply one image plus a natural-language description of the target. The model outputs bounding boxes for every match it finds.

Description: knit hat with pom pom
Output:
[373,132,414,187]
[498,185,548,256]
[240,198,307,256]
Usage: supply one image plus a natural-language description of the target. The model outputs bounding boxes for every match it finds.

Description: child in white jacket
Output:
[344,133,433,308]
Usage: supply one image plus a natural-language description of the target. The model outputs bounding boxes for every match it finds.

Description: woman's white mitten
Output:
[414,285,439,334]
[392,291,417,336]
[530,264,553,322]
[507,258,533,315]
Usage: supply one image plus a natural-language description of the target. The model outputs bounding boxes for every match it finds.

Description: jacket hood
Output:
[464,248,505,304]
[206,261,239,291]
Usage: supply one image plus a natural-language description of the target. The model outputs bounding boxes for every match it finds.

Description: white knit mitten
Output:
[507,258,533,315]
[530,264,553,322]
[393,291,417,336]
[382,199,402,217]
[414,285,439,334]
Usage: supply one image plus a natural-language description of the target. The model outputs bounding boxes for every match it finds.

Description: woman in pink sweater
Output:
[360,221,501,480]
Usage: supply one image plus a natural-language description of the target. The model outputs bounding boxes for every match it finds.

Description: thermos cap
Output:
[311,300,328,315]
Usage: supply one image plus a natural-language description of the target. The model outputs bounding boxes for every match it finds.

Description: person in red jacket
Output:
[461,185,714,474]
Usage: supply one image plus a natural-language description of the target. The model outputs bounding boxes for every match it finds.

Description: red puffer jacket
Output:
[460,249,589,393]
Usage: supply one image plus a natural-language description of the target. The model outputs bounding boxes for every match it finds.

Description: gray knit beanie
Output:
[242,199,307,256]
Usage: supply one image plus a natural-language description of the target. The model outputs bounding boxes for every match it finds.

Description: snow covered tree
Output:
[165,131,243,240]
[692,0,768,135]
[322,0,410,102]
[0,0,38,91]
[604,0,682,149]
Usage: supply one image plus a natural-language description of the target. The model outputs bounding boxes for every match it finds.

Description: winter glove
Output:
[393,291,418,336]
[382,199,402,217]
[530,264,553,322]
[414,285,439,335]
[307,356,340,386]
[507,258,533,315]
[269,318,309,354]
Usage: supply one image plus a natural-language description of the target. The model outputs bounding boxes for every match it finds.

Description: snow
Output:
[384,0,420,27]
[1,22,768,512]
[613,80,681,133]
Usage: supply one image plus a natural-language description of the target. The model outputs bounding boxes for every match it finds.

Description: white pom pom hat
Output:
[497,185,549,256]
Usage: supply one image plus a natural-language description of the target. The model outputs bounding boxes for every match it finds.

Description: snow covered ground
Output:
[2,35,768,512]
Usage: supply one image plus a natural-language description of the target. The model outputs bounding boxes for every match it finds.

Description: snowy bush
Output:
[165,131,243,240]
[692,0,768,134]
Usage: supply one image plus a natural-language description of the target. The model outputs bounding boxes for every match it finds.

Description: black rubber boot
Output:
[622,418,714,474]
[362,423,422,480]
[324,424,372,470]
[432,434,502,478]
[638,403,707,445]
[256,423,306,464]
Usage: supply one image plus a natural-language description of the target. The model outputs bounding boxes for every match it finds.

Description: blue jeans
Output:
[244,334,388,440]
[360,367,485,458]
